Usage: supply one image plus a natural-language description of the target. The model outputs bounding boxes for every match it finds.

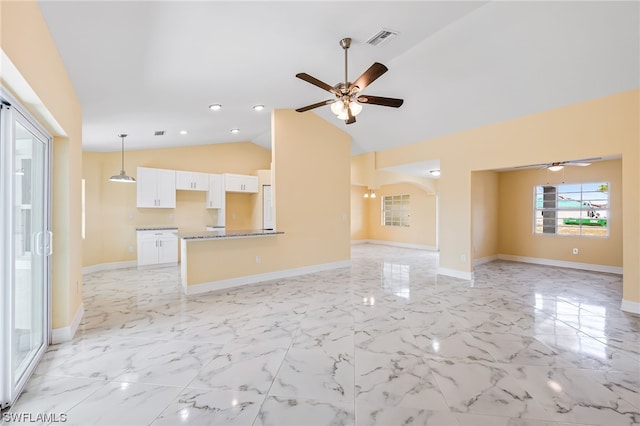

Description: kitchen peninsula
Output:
[180,229,284,295]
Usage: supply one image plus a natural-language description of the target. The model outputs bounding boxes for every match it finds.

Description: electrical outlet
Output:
[256,255,261,264]
[572,248,579,255]
[461,254,467,262]
[128,246,134,253]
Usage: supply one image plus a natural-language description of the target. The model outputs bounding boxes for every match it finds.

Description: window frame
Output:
[532,181,609,238]
[382,194,411,228]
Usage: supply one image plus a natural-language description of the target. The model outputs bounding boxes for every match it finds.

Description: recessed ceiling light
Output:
[429,169,441,177]
[209,104,222,111]
[230,128,240,134]
[179,130,188,135]
[253,104,265,111]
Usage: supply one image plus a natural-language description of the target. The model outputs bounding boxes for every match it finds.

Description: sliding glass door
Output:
[1,95,52,408]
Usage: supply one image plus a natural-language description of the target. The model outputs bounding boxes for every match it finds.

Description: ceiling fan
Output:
[295,37,403,125]
[517,157,601,172]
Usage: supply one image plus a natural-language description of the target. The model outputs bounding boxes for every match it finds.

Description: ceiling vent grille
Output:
[366,29,398,46]
[154,130,165,136]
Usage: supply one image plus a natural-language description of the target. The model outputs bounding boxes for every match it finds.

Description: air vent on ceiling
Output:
[366,29,398,46]
[154,130,165,136]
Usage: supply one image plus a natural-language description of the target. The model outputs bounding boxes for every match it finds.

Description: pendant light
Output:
[109,134,136,183]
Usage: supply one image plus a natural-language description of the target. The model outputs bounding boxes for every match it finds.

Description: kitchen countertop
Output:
[180,229,284,240]
[136,226,179,231]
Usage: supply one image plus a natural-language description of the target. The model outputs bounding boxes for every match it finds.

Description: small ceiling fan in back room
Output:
[517,157,602,172]
[295,37,403,125]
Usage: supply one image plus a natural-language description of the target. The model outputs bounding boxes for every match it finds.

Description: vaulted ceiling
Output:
[38,1,639,156]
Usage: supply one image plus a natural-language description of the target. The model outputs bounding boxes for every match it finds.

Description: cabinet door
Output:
[206,174,222,209]
[156,169,176,208]
[157,234,178,264]
[175,171,193,190]
[136,167,159,208]
[244,176,259,193]
[224,174,244,192]
[192,172,210,191]
[137,237,159,266]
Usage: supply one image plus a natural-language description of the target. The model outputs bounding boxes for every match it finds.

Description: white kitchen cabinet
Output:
[224,173,258,193]
[176,170,209,191]
[137,229,178,267]
[136,167,176,208]
[206,174,223,209]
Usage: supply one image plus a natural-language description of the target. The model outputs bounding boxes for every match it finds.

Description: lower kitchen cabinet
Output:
[136,229,178,267]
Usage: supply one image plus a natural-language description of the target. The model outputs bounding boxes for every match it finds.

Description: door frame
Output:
[0,87,53,408]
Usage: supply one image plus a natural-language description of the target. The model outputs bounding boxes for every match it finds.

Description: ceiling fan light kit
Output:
[547,165,564,172]
[295,37,404,125]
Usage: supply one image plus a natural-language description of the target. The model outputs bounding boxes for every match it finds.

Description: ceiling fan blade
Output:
[295,99,335,113]
[514,164,547,169]
[357,95,404,108]
[346,108,356,125]
[563,157,602,165]
[296,73,340,95]
[349,63,388,93]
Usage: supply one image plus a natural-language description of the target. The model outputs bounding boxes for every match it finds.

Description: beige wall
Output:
[350,185,368,240]
[471,171,500,261]
[2,0,83,330]
[498,160,622,267]
[375,89,639,303]
[366,182,437,248]
[185,109,351,286]
[83,142,271,266]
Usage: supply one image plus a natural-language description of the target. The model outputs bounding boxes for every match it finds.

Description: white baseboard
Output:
[352,239,438,251]
[437,267,473,281]
[497,254,623,275]
[185,260,352,295]
[473,255,498,267]
[82,261,137,275]
[51,303,84,344]
[621,300,640,315]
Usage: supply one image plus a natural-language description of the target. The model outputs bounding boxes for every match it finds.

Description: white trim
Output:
[497,254,623,275]
[473,255,498,267]
[621,300,640,315]
[184,260,352,295]
[82,261,137,275]
[351,240,438,251]
[51,303,84,344]
[0,51,66,136]
[437,267,473,281]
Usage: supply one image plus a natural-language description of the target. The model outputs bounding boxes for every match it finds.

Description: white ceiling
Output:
[38,1,639,157]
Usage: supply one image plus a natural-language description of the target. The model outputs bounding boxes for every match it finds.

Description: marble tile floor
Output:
[5,244,640,425]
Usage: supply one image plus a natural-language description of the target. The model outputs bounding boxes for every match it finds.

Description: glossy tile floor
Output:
[7,244,640,425]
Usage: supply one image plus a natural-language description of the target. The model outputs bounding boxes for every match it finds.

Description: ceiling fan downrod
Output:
[340,37,351,93]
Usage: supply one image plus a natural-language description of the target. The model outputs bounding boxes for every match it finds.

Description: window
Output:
[533,182,609,237]
[382,194,410,227]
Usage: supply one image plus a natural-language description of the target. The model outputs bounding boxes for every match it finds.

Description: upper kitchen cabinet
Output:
[136,167,176,208]
[176,171,209,191]
[224,173,258,193]
[206,174,224,209]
